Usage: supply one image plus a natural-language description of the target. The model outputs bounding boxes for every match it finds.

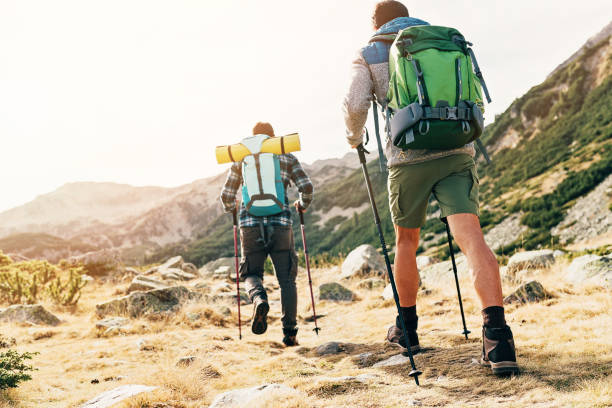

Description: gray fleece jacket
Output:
[342,17,475,167]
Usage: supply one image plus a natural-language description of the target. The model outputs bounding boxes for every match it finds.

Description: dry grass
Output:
[1,263,611,408]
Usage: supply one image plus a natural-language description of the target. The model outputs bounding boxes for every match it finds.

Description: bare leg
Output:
[394,225,421,307]
[446,213,503,308]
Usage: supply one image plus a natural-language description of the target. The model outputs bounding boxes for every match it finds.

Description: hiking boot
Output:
[480,325,520,376]
[282,327,299,347]
[251,297,269,335]
[386,325,420,354]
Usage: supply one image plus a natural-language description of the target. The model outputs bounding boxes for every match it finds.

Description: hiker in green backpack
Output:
[220,122,314,346]
[343,1,519,376]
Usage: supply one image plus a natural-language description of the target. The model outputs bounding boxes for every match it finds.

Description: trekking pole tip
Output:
[409,369,422,385]
[313,327,321,336]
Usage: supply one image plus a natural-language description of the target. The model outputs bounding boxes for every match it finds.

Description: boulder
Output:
[357,278,386,290]
[200,258,235,276]
[565,254,612,287]
[210,290,251,305]
[79,385,157,408]
[503,281,552,304]
[213,266,232,280]
[372,353,411,367]
[416,255,436,269]
[381,284,393,301]
[315,342,343,356]
[340,244,385,279]
[95,286,201,318]
[209,384,300,408]
[70,249,122,276]
[506,250,554,272]
[128,275,169,293]
[318,282,354,301]
[95,317,130,335]
[0,304,60,326]
[160,256,183,270]
[419,255,469,285]
[181,263,199,276]
[160,268,197,281]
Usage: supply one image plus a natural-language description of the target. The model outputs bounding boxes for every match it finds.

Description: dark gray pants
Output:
[239,226,298,330]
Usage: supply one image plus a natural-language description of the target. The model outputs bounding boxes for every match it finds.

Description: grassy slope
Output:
[160,37,612,267]
[1,259,611,407]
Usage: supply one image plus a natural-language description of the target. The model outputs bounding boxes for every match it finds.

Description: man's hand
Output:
[293,200,306,213]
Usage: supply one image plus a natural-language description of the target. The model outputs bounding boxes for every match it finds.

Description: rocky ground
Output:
[1,248,611,407]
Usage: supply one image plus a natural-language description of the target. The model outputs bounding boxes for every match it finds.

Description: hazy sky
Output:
[1,1,611,212]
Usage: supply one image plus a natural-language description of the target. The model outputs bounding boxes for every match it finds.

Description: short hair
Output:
[252,122,275,137]
[372,1,409,29]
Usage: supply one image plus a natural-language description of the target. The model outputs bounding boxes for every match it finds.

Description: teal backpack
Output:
[240,134,286,217]
[375,25,492,151]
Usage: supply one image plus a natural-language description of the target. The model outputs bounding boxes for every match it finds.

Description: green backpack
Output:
[378,25,492,151]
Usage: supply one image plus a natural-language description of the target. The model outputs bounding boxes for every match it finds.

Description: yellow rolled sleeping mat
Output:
[215,133,300,164]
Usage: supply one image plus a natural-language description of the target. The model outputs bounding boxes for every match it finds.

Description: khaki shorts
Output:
[388,153,479,228]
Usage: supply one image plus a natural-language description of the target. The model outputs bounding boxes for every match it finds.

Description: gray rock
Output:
[381,284,393,301]
[160,268,197,281]
[357,278,386,290]
[181,263,199,276]
[212,282,233,293]
[213,266,232,280]
[503,281,552,304]
[95,317,130,336]
[209,384,300,408]
[484,213,528,251]
[420,255,469,285]
[318,282,354,302]
[176,356,197,367]
[79,385,157,408]
[160,256,183,270]
[69,249,123,276]
[95,317,129,330]
[553,250,566,258]
[506,250,554,272]
[200,258,235,276]
[354,352,374,367]
[372,353,411,367]
[315,341,343,356]
[552,174,612,244]
[416,255,436,269]
[95,286,201,318]
[124,267,139,275]
[340,244,385,279]
[210,291,250,305]
[565,254,612,287]
[128,275,169,293]
[0,304,60,326]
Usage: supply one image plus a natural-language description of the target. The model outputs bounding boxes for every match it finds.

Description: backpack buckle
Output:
[442,107,458,120]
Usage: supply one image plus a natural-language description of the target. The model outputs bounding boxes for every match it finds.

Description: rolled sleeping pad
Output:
[260,133,300,155]
[215,143,251,164]
[215,133,301,164]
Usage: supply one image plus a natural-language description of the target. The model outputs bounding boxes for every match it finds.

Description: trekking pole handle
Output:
[357,144,369,164]
[232,208,238,226]
[299,210,305,226]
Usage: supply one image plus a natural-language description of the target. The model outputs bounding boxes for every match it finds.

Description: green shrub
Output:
[0,258,88,306]
[0,350,37,390]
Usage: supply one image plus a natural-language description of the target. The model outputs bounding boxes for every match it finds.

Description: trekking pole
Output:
[442,217,470,340]
[232,208,242,340]
[357,144,422,386]
[298,210,321,335]
[372,101,387,174]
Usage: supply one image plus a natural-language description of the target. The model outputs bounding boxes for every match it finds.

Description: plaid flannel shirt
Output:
[220,153,314,227]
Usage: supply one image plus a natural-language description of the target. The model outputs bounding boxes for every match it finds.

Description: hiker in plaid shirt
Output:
[219,122,313,346]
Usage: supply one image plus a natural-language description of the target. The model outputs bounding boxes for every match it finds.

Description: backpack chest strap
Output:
[423,106,472,121]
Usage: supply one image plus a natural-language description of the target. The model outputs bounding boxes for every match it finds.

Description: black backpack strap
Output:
[467,48,492,103]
